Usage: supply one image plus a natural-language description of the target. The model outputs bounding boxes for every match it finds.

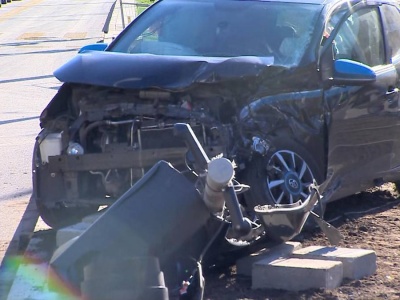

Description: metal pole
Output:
[102,0,117,34]
[119,0,126,29]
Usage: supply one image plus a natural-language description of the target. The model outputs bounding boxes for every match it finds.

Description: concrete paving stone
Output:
[236,241,302,276]
[291,246,376,280]
[56,222,91,248]
[81,211,104,224]
[56,212,104,248]
[252,257,343,291]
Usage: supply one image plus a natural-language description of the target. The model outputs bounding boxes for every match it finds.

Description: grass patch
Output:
[136,0,155,5]
[136,0,156,15]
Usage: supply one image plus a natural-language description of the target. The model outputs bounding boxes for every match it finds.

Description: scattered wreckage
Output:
[49,123,342,300]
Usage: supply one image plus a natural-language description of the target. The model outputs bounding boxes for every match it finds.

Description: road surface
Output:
[0,0,117,297]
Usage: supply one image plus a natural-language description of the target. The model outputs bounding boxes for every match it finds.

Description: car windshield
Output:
[109,0,322,66]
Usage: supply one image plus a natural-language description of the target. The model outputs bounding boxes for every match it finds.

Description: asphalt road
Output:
[0,0,115,275]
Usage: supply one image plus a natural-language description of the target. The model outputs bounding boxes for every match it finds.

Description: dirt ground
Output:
[2,184,400,300]
[203,183,400,300]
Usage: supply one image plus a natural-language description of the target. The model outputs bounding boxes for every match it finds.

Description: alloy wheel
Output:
[265,150,315,204]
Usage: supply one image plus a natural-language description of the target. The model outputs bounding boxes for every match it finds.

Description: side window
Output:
[381,5,400,62]
[333,8,385,67]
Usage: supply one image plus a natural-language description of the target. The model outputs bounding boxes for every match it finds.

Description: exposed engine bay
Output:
[33,52,325,229]
[34,82,268,227]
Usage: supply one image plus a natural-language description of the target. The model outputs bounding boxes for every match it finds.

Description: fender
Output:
[239,89,327,175]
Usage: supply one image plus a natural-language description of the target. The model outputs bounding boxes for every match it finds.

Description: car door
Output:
[380,3,400,177]
[322,5,399,201]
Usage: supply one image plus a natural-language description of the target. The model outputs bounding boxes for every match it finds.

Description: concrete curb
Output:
[0,197,39,300]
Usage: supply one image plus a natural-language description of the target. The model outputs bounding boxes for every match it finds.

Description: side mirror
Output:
[331,59,376,86]
[78,43,108,53]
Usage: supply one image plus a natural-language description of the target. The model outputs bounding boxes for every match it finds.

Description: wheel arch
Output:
[239,91,329,183]
[241,135,326,211]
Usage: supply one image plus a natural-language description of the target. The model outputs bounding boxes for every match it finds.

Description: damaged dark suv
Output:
[33,0,400,228]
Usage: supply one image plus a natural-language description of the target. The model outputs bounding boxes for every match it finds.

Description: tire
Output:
[32,140,99,229]
[243,138,324,211]
[35,201,100,229]
[394,181,400,194]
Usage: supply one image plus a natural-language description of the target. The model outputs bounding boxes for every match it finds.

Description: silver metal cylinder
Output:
[203,157,235,212]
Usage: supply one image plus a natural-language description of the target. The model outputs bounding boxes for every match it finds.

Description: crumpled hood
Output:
[54,51,282,90]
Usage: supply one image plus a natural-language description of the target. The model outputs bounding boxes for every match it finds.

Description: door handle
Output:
[386,88,399,96]
[386,88,399,103]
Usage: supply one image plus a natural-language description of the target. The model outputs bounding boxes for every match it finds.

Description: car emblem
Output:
[288,179,299,189]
